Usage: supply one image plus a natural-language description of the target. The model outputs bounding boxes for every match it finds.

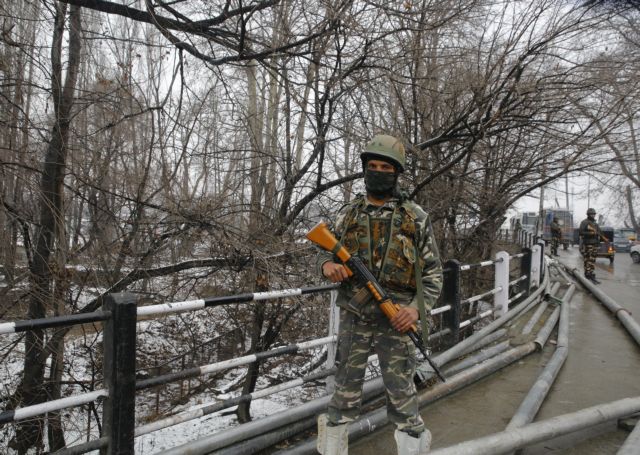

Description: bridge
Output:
[1,233,639,454]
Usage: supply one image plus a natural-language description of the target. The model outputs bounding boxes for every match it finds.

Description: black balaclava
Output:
[363,157,399,198]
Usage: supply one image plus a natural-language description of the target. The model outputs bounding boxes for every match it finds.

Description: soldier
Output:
[550,216,562,256]
[317,134,443,455]
[579,208,602,283]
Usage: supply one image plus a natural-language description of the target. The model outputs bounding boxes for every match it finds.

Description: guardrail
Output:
[0,235,545,454]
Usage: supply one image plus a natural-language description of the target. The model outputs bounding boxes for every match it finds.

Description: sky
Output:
[510,173,620,228]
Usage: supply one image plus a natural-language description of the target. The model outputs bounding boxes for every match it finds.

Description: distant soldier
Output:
[550,217,562,256]
[513,219,522,243]
[579,208,602,283]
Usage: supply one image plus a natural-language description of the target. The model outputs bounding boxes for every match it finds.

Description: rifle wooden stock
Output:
[306,221,445,382]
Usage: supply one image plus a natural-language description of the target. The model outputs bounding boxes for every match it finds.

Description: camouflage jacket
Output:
[550,221,562,239]
[579,218,601,245]
[317,194,443,319]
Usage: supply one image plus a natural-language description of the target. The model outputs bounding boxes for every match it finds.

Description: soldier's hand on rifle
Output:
[322,261,350,283]
[391,307,419,333]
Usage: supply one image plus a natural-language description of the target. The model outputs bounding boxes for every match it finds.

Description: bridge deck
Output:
[350,247,640,454]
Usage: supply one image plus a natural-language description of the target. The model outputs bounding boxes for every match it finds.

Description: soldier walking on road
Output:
[550,217,562,256]
[579,208,602,283]
[316,134,443,455]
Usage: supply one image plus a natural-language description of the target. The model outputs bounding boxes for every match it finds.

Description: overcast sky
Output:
[511,174,620,228]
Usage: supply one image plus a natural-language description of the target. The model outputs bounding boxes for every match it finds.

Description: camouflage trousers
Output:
[583,244,598,274]
[551,236,560,255]
[328,309,425,434]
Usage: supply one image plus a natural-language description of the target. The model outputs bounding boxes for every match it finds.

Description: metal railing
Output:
[0,236,545,454]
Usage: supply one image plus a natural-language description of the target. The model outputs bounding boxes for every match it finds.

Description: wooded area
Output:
[1,0,639,452]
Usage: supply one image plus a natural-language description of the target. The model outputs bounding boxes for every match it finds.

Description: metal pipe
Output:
[533,306,560,350]
[278,280,553,455]
[617,418,640,455]
[570,268,640,347]
[507,286,574,431]
[136,335,336,390]
[455,328,508,358]
[553,263,573,286]
[461,286,501,305]
[159,376,387,455]
[0,310,110,335]
[548,281,561,297]
[460,259,499,271]
[166,266,550,454]
[50,437,108,455]
[521,300,549,335]
[165,305,527,455]
[418,270,549,381]
[442,340,511,377]
[509,275,527,287]
[278,342,541,455]
[136,368,335,437]
[0,389,108,425]
[556,285,575,348]
[212,416,317,455]
[137,283,340,317]
[428,396,640,455]
[508,346,568,431]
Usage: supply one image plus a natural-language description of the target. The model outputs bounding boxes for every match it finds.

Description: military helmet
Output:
[587,208,596,215]
[361,134,406,172]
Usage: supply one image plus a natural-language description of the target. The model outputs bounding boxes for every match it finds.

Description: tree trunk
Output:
[626,186,639,234]
[12,5,82,453]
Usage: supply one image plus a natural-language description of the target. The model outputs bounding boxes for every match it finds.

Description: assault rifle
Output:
[306,221,446,382]
[586,224,608,242]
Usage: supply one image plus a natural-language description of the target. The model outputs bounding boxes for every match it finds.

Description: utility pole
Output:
[538,185,545,238]
[538,160,546,238]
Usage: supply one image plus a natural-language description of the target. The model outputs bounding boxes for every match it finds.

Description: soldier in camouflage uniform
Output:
[316,135,443,455]
[579,208,601,282]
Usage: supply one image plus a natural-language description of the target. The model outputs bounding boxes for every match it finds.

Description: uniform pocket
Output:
[381,234,416,290]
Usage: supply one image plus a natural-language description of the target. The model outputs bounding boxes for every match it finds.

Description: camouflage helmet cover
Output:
[361,134,406,172]
[587,208,596,215]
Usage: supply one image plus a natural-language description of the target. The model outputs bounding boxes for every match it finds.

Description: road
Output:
[349,246,640,454]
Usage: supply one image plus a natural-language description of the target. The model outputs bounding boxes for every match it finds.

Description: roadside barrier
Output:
[0,233,541,454]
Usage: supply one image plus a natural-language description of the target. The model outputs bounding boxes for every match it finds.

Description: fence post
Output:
[530,244,541,289]
[442,259,461,345]
[102,293,137,455]
[494,251,510,316]
[520,247,532,297]
[326,289,339,394]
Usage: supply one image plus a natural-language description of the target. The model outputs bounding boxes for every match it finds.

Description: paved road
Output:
[350,247,640,454]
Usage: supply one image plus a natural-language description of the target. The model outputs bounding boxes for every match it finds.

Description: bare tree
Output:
[9,3,82,452]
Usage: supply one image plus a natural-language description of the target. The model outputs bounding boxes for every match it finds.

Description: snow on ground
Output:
[0,304,330,454]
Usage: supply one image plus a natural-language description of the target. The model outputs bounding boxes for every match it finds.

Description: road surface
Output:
[349,246,640,454]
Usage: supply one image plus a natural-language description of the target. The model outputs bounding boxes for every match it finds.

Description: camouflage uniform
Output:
[579,217,601,277]
[318,194,443,434]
